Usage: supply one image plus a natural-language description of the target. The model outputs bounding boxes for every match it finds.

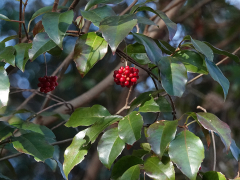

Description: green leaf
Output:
[124,43,151,65]
[156,96,172,112]
[111,155,144,179]
[0,121,15,142]
[191,38,214,62]
[0,173,11,180]
[0,66,10,108]
[85,0,124,11]
[136,16,158,26]
[28,6,67,32]
[65,104,111,127]
[97,128,125,169]
[99,14,137,54]
[1,35,18,43]
[141,143,151,152]
[0,46,16,66]
[169,130,204,180]
[144,156,175,180]
[155,40,175,55]
[0,14,11,21]
[73,32,108,77]
[118,111,143,145]
[173,50,208,74]
[132,33,162,64]
[85,115,122,143]
[132,149,150,158]
[9,116,55,139]
[196,112,232,150]
[158,56,187,97]
[81,6,116,27]
[42,10,74,48]
[11,132,54,162]
[204,58,229,100]
[138,96,160,112]
[63,130,89,178]
[134,7,177,40]
[147,120,178,158]
[120,165,140,180]
[28,32,57,61]
[202,171,226,180]
[230,140,240,161]
[14,43,32,72]
[204,42,240,63]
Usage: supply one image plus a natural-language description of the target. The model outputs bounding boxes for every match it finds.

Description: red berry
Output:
[120,77,126,82]
[120,66,124,69]
[125,66,130,70]
[116,74,121,78]
[125,70,130,75]
[134,68,139,73]
[50,86,55,91]
[114,78,119,83]
[133,72,138,76]
[131,77,137,82]
[45,82,50,87]
[129,73,133,78]
[118,69,123,74]
[114,70,118,74]
[124,81,129,86]
[55,82,58,86]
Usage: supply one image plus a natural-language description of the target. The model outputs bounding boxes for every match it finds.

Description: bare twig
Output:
[61,0,69,6]
[18,0,23,43]
[51,120,67,130]
[52,0,60,12]
[120,0,138,16]
[115,86,133,115]
[167,95,177,120]
[68,0,80,10]
[22,0,29,42]
[197,106,216,171]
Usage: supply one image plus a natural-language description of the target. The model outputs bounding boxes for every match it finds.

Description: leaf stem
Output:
[185,120,197,127]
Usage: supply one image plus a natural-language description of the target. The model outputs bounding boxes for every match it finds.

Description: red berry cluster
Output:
[38,76,58,93]
[113,66,139,88]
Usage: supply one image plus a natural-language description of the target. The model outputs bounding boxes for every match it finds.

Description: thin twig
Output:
[167,95,177,120]
[18,0,23,43]
[120,0,138,16]
[0,138,73,162]
[197,106,216,171]
[51,120,68,130]
[22,0,29,42]
[115,86,133,115]
[43,53,47,76]
[9,20,25,23]
[61,0,69,6]
[52,0,60,12]
[68,0,80,10]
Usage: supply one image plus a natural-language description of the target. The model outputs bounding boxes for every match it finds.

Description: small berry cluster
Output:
[38,76,58,93]
[113,66,139,88]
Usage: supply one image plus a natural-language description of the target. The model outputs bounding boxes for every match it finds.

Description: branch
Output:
[120,0,138,16]
[61,0,69,6]
[18,0,23,43]
[52,0,60,12]
[22,0,29,42]
[68,0,80,10]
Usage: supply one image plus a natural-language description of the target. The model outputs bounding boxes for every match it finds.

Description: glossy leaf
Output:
[204,42,239,63]
[197,112,232,150]
[132,149,150,158]
[81,6,116,27]
[144,156,175,180]
[28,6,67,32]
[124,43,151,65]
[0,66,10,108]
[73,32,108,77]
[120,165,140,180]
[85,115,122,143]
[11,132,54,162]
[158,56,187,97]
[137,16,158,26]
[28,32,57,61]
[0,14,11,21]
[141,143,151,152]
[14,43,32,72]
[99,14,137,53]
[138,96,160,112]
[134,7,177,40]
[65,104,111,127]
[202,171,226,180]
[97,128,125,169]
[1,35,18,43]
[205,58,229,100]
[155,40,175,55]
[9,116,55,139]
[0,46,15,66]
[85,0,124,10]
[173,50,208,74]
[147,120,178,158]
[132,33,162,64]
[111,155,144,179]
[155,96,172,112]
[118,111,143,145]
[169,130,204,180]
[0,121,15,142]
[42,10,74,48]
[63,130,89,178]
[191,38,214,62]
[230,140,240,161]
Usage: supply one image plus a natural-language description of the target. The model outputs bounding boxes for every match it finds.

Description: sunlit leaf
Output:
[169,130,204,180]
[97,128,125,169]
[73,32,108,77]
[196,112,232,150]
[0,121,15,142]
[0,14,11,21]
[202,171,226,180]
[120,165,140,180]
[0,46,15,66]
[0,66,10,108]
[147,120,178,158]
[99,14,137,54]
[144,156,175,180]
[118,111,143,145]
